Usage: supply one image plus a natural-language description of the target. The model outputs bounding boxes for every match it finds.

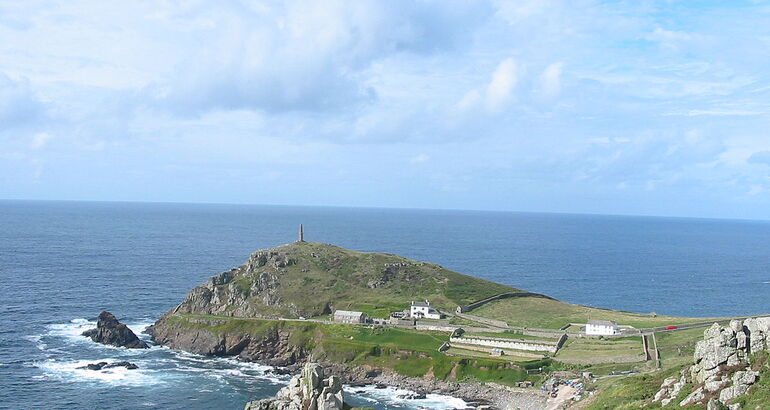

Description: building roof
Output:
[588,320,617,326]
[411,301,430,307]
[334,310,365,317]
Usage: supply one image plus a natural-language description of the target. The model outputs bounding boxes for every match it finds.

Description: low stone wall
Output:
[448,343,544,359]
[556,354,646,365]
[456,291,555,313]
[450,336,559,354]
[415,324,459,332]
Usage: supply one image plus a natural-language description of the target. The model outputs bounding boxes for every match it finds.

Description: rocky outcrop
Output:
[652,318,769,408]
[167,248,328,319]
[652,368,688,406]
[150,316,305,366]
[244,363,346,410]
[77,361,139,371]
[81,311,149,349]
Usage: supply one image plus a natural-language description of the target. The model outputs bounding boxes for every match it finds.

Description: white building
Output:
[585,320,619,336]
[410,300,442,320]
[333,310,368,324]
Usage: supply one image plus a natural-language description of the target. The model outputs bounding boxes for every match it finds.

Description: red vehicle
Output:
[665,325,678,330]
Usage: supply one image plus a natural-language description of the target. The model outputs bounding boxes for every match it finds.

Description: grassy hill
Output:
[169,241,712,329]
[172,241,516,319]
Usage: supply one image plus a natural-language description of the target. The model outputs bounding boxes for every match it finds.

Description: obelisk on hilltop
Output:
[298,224,305,242]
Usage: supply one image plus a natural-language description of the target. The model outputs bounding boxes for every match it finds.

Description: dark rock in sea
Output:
[81,311,149,349]
[398,392,427,400]
[375,383,387,389]
[265,367,293,375]
[78,361,139,371]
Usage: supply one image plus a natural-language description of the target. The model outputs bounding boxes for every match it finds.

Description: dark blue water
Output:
[1,200,769,409]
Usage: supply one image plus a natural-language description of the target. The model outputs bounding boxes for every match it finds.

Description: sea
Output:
[1,200,769,409]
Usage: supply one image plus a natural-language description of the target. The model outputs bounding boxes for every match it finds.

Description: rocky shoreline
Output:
[319,362,548,410]
[149,317,547,409]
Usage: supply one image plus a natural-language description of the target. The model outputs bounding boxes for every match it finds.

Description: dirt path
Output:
[544,385,577,410]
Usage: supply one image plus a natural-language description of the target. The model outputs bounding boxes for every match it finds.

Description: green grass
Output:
[653,327,704,369]
[165,314,565,386]
[586,368,682,409]
[471,296,716,329]
[556,337,644,361]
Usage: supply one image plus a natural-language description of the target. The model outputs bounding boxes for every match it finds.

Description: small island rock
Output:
[82,311,149,349]
[77,361,139,371]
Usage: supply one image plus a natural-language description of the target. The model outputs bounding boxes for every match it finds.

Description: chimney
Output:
[298,224,304,242]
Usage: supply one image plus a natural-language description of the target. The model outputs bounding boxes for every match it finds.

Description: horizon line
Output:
[2,197,769,224]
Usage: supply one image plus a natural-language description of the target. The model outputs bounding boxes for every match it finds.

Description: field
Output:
[471,296,717,329]
[555,336,645,363]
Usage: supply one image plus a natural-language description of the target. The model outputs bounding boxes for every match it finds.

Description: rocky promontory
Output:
[82,311,149,349]
[652,317,770,408]
[244,363,347,410]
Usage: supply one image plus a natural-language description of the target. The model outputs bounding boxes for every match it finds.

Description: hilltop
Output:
[166,241,516,319]
[163,241,700,329]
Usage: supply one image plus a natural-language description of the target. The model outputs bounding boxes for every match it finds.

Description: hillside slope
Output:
[164,241,517,319]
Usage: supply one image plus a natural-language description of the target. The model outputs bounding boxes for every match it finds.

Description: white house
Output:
[410,300,442,319]
[585,320,619,336]
[333,310,368,324]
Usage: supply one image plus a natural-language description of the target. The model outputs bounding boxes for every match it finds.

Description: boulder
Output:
[652,372,687,406]
[707,398,724,410]
[679,386,705,406]
[719,370,758,403]
[77,361,139,371]
[82,311,149,349]
[244,363,348,410]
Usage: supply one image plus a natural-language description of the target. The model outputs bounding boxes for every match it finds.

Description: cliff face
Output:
[150,317,307,366]
[169,249,299,318]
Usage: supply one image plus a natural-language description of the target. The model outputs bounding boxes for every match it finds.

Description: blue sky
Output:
[2,1,770,219]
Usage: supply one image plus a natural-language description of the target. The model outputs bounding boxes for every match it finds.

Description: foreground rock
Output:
[77,361,139,371]
[82,311,149,349]
[244,363,346,410]
[652,317,769,408]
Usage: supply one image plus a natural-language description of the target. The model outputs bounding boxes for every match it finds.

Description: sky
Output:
[2,0,770,219]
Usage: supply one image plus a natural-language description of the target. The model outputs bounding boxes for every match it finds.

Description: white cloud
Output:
[31,132,52,150]
[485,58,519,112]
[537,62,563,99]
[410,153,430,163]
[0,73,43,128]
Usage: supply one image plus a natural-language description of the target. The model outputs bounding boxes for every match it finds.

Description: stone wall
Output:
[449,336,559,353]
